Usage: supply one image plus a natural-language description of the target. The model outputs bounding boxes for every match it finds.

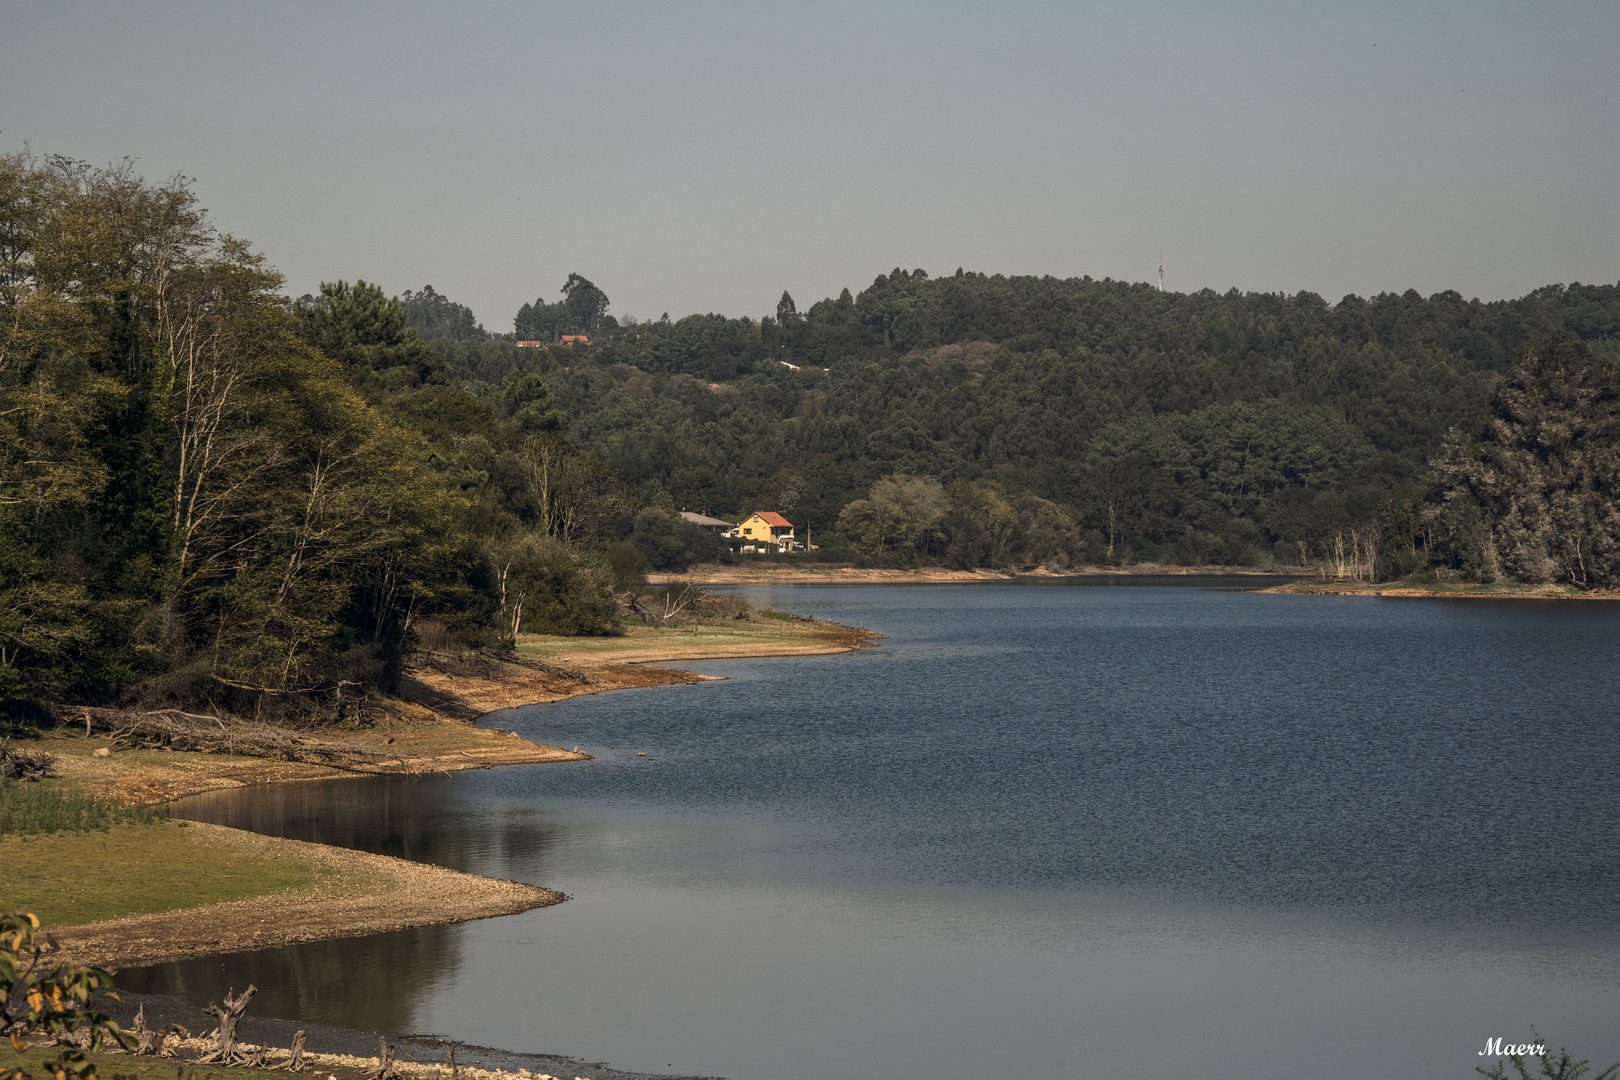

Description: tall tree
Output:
[1434,332,1620,586]
[561,273,609,334]
[776,291,799,324]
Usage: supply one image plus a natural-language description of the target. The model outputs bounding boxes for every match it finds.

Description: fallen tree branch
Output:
[0,738,57,781]
[76,708,403,773]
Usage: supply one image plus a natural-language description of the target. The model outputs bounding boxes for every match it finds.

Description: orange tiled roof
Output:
[753,512,794,528]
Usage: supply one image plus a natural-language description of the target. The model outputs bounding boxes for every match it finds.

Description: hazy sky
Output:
[4,1,1617,329]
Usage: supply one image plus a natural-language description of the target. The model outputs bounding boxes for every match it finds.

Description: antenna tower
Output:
[1157,251,1164,292]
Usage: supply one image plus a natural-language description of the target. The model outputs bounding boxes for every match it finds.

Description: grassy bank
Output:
[518,609,877,665]
[3,1046,286,1080]
[1,782,166,835]
[0,817,325,926]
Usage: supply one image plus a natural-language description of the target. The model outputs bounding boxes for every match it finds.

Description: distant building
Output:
[558,334,590,346]
[680,511,735,533]
[735,512,797,553]
[515,341,548,347]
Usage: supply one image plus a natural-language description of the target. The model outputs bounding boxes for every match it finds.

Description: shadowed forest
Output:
[4,153,1618,711]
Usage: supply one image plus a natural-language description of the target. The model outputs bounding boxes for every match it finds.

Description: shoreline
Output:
[649,563,1304,586]
[1260,579,1620,600]
[48,821,563,969]
[26,612,880,971]
[88,990,712,1080]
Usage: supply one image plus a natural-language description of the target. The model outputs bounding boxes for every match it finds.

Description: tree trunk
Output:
[201,983,257,1062]
[370,1034,398,1080]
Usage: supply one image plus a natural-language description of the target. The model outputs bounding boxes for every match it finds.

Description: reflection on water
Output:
[129,923,465,1035]
[125,583,1620,1080]
[157,776,563,880]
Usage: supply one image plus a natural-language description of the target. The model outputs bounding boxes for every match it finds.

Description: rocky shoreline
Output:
[92,990,716,1080]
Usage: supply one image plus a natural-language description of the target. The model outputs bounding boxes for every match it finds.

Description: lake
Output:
[126,580,1620,1079]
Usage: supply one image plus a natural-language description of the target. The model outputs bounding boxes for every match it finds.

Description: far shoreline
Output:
[650,562,1305,586]
[1260,579,1620,601]
[654,562,1620,601]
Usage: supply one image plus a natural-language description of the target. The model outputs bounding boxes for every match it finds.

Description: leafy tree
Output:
[1,909,128,1080]
[1433,332,1620,586]
[292,280,443,390]
[627,509,725,572]
[400,285,484,342]
[837,475,949,560]
[561,273,610,334]
[513,299,569,342]
[776,291,800,324]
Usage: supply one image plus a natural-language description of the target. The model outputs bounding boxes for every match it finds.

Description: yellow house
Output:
[735,512,795,549]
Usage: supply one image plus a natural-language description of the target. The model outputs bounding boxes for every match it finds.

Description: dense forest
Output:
[430,266,1620,577]
[3,151,1617,715]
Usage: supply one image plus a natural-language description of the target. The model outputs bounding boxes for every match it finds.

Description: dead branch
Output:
[0,739,57,781]
[370,1034,398,1080]
[77,707,402,773]
[276,1028,307,1072]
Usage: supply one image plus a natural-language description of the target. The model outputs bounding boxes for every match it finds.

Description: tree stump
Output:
[370,1035,398,1080]
[200,984,257,1063]
[285,1029,307,1071]
[131,1004,155,1054]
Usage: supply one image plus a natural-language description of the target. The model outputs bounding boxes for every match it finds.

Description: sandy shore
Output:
[49,822,563,969]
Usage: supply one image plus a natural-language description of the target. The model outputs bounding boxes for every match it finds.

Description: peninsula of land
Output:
[4,612,879,970]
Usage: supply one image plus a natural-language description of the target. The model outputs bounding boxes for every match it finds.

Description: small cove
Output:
[127,580,1620,1079]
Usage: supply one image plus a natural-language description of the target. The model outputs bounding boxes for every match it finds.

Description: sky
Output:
[3,1,1618,330]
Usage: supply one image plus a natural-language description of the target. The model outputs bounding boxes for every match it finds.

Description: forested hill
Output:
[433,271,1620,569]
[4,146,1616,717]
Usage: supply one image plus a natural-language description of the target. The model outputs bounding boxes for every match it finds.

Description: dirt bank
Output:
[1261,579,1620,600]
[44,716,588,808]
[402,617,882,718]
[48,822,563,969]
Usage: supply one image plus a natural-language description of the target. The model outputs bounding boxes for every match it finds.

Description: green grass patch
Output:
[3,1044,288,1080]
[0,821,321,926]
[1,783,168,836]
[519,618,834,657]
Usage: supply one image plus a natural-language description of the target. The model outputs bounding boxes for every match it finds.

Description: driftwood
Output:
[440,1044,458,1080]
[77,708,402,774]
[621,585,715,625]
[417,649,594,686]
[198,984,257,1063]
[0,739,56,781]
[276,1029,307,1072]
[130,1010,189,1058]
[370,1034,398,1080]
[130,1004,164,1055]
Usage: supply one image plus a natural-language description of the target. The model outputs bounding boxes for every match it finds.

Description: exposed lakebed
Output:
[127,580,1620,1079]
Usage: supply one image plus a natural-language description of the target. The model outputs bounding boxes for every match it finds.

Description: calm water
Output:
[127,581,1620,1079]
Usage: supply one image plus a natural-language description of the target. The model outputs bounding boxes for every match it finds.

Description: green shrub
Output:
[0,785,166,836]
